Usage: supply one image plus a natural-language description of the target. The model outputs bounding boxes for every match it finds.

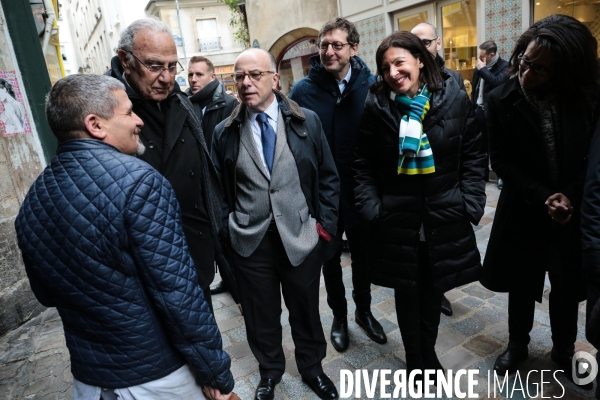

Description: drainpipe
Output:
[41,0,56,53]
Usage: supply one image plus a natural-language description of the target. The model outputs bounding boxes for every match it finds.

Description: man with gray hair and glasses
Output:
[107,18,226,312]
[15,74,235,400]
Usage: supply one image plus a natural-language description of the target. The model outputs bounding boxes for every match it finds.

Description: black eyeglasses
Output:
[128,51,184,75]
[233,70,275,83]
[518,53,553,78]
[319,42,353,52]
[421,38,437,48]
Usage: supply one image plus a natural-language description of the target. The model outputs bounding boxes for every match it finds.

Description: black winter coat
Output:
[108,56,224,291]
[186,83,238,150]
[289,56,375,229]
[212,91,340,239]
[15,140,233,391]
[582,119,600,348]
[481,77,594,301]
[353,75,486,293]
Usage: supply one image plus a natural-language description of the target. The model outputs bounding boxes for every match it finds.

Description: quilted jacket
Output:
[15,139,234,392]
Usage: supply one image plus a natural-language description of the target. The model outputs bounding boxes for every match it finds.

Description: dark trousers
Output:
[508,271,579,351]
[232,228,327,380]
[394,243,442,369]
[322,224,372,319]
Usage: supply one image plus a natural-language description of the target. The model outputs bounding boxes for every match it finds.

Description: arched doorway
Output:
[269,28,319,95]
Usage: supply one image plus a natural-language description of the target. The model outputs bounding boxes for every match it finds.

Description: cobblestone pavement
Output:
[0,183,597,399]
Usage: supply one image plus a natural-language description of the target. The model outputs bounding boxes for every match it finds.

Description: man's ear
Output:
[117,49,131,75]
[83,114,107,140]
[350,43,358,58]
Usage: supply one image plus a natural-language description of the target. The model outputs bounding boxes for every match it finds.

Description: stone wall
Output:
[0,1,49,336]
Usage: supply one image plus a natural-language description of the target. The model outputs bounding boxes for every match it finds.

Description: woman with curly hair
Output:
[481,15,600,389]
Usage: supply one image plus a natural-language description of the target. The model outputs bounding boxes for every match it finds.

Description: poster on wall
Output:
[0,70,32,137]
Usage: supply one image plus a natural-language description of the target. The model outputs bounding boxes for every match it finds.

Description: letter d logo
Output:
[573,351,598,386]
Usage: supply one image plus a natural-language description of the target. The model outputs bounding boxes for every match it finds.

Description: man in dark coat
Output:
[107,18,224,311]
[472,40,509,184]
[411,22,466,92]
[289,17,386,353]
[185,55,238,298]
[212,48,340,400]
[15,74,234,399]
[186,55,238,150]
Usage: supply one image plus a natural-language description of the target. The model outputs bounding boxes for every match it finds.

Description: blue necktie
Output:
[256,112,276,174]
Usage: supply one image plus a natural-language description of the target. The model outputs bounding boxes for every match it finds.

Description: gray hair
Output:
[117,18,172,64]
[46,74,125,142]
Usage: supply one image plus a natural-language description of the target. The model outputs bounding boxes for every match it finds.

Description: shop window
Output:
[441,0,478,81]
[534,0,600,57]
[398,11,429,31]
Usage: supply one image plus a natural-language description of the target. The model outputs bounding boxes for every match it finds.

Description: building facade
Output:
[245,0,338,95]
[146,0,245,92]
[246,0,600,94]
[62,0,147,74]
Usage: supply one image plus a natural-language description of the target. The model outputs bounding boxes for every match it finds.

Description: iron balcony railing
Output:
[198,37,221,52]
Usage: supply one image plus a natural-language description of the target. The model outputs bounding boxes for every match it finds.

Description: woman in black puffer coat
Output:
[353,31,486,377]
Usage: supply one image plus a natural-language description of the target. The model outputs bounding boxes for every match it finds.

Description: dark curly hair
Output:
[508,14,599,100]
[371,31,442,94]
[318,18,360,45]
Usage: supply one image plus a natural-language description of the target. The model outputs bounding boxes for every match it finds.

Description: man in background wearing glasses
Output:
[289,18,386,354]
[411,22,466,92]
[472,40,509,187]
[212,48,340,400]
[107,18,225,312]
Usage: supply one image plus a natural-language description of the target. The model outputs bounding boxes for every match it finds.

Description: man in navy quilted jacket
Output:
[15,74,234,400]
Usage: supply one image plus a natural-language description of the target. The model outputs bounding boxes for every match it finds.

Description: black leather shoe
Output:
[302,373,339,399]
[441,295,453,316]
[330,317,349,352]
[210,280,227,295]
[551,347,594,390]
[355,310,387,344]
[255,377,281,400]
[494,345,528,375]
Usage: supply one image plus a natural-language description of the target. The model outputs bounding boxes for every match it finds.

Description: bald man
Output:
[412,22,466,91]
[212,48,340,400]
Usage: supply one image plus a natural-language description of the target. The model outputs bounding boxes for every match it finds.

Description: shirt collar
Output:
[247,96,279,123]
[337,66,352,84]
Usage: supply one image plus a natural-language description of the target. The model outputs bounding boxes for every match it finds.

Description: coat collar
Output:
[57,138,121,155]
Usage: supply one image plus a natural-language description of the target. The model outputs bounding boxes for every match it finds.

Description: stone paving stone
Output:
[473,306,509,325]
[343,345,381,369]
[464,335,503,357]
[449,302,473,319]
[460,296,486,309]
[530,325,553,348]
[230,354,259,379]
[436,328,466,354]
[439,347,479,370]
[214,293,236,307]
[533,308,551,326]
[462,284,495,300]
[216,316,243,333]
[213,304,242,320]
[228,342,252,359]
[323,357,354,383]
[229,325,248,343]
[231,379,254,399]
[451,317,486,337]
[279,373,313,399]
[284,356,300,377]
[21,375,55,397]
[221,333,231,349]
[378,318,397,335]
[489,293,509,309]
[445,288,467,302]
[374,298,396,315]
[487,321,510,343]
